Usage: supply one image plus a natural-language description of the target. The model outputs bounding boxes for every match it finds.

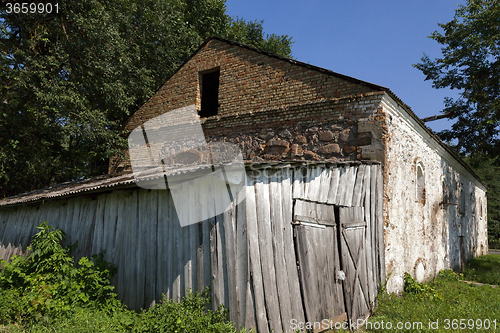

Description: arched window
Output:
[416,163,425,204]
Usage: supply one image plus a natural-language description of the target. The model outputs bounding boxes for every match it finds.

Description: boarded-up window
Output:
[199,68,220,118]
[416,164,425,204]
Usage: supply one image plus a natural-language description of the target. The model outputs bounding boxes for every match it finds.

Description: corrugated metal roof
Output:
[0,164,213,207]
[0,161,377,208]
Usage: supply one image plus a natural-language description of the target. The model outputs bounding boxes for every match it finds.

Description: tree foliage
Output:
[414,0,500,156]
[0,0,293,198]
[465,154,500,248]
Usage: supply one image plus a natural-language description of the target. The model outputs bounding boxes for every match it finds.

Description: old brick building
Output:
[0,37,488,332]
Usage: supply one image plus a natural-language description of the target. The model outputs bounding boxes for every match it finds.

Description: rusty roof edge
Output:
[382,91,487,190]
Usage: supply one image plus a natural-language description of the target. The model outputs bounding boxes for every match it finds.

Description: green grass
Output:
[364,256,500,332]
[462,254,500,285]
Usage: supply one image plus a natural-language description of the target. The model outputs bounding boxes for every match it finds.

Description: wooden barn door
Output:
[293,200,347,324]
[338,207,370,322]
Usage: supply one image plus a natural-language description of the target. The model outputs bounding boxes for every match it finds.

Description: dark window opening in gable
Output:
[199,69,220,118]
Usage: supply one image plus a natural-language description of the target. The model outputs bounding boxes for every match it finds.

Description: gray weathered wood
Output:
[339,206,370,322]
[282,168,305,325]
[269,173,293,330]
[318,167,331,203]
[327,167,340,205]
[352,165,365,207]
[362,167,376,305]
[376,166,385,284]
[305,166,322,202]
[245,175,270,333]
[295,225,320,322]
[224,202,239,323]
[255,176,282,333]
[292,166,305,199]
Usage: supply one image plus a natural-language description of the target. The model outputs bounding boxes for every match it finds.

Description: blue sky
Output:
[225,0,464,134]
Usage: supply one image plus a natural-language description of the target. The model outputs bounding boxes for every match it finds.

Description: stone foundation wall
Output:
[110,94,387,173]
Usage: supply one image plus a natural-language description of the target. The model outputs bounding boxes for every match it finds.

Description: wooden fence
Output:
[0,163,384,332]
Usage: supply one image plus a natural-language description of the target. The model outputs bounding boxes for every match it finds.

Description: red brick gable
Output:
[123,38,383,133]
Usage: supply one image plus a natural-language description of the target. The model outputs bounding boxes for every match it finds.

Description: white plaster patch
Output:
[415,262,425,282]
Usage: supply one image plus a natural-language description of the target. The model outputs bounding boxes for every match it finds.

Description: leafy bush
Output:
[133,288,246,333]
[403,272,443,301]
[0,222,122,323]
[0,222,249,333]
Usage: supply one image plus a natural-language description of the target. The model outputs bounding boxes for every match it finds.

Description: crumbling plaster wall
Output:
[381,94,488,293]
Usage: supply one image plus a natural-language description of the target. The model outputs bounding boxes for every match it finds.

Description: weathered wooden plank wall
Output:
[0,163,384,333]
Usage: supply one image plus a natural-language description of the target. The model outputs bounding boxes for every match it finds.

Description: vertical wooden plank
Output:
[166,190,175,301]
[245,174,270,333]
[171,188,182,303]
[305,166,323,202]
[362,166,376,305]
[115,191,132,305]
[352,165,365,207]
[335,166,348,205]
[202,192,212,297]
[98,195,113,262]
[181,188,192,297]
[344,166,357,207]
[327,167,341,205]
[136,189,147,309]
[255,176,282,333]
[327,224,346,317]
[292,166,305,199]
[145,190,158,308]
[295,225,320,322]
[9,208,28,258]
[244,281,257,330]
[156,189,168,302]
[223,202,239,323]
[269,172,293,329]
[195,201,205,297]
[76,199,96,260]
[128,190,139,310]
[281,168,306,324]
[68,197,83,250]
[0,209,13,261]
[212,183,228,309]
[207,179,222,308]
[318,167,332,203]
[235,182,249,328]
[376,166,386,283]
[91,193,106,256]
[19,206,37,257]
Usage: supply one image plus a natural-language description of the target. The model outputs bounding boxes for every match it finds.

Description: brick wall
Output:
[110,39,386,173]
